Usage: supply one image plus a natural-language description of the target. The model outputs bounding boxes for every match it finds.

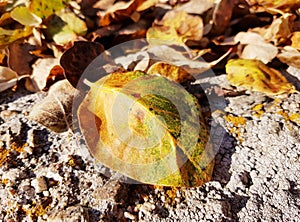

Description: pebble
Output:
[31,177,48,193]
[124,211,136,220]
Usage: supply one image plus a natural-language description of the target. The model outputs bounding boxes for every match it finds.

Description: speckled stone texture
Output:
[0,71,299,221]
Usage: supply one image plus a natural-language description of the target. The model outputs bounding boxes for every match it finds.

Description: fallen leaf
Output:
[29,0,70,19]
[291,31,300,50]
[0,12,11,27]
[136,0,159,11]
[246,0,300,11]
[25,57,60,92]
[147,44,231,76]
[60,41,105,89]
[8,42,37,75]
[99,0,144,26]
[45,12,87,45]
[211,0,235,35]
[78,70,214,187]
[277,47,300,69]
[28,79,76,133]
[147,10,203,46]
[234,32,278,63]
[226,59,297,95]
[176,0,214,15]
[0,26,32,48]
[44,65,65,90]
[0,66,18,92]
[147,62,195,83]
[10,6,42,26]
[252,13,295,45]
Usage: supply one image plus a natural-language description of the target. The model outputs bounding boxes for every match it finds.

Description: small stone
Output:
[124,212,136,220]
[43,191,50,197]
[31,176,48,193]
[47,206,89,221]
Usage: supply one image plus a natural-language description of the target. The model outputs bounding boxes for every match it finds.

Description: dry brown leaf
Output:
[252,13,295,45]
[60,41,105,89]
[8,42,37,75]
[234,32,278,63]
[0,66,18,92]
[99,0,144,26]
[28,79,76,133]
[147,10,203,46]
[277,47,300,69]
[211,0,235,35]
[176,0,214,15]
[25,58,60,92]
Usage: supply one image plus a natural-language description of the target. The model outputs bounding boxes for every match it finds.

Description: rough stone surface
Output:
[0,72,299,221]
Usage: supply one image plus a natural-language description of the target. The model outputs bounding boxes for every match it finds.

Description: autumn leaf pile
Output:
[0,0,299,94]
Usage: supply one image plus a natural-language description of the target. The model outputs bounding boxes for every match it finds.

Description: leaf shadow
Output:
[282,69,300,91]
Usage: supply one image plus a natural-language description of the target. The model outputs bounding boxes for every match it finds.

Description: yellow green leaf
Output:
[45,12,87,44]
[226,59,297,95]
[11,6,42,26]
[0,26,32,48]
[29,0,70,19]
[78,71,214,187]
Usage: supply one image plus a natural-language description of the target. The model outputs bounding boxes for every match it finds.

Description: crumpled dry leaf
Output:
[28,79,76,133]
[277,47,300,69]
[99,0,144,26]
[226,59,297,95]
[234,32,278,63]
[252,13,295,45]
[0,66,18,92]
[25,57,60,92]
[147,10,203,46]
[45,12,87,45]
[176,0,214,15]
[78,70,214,187]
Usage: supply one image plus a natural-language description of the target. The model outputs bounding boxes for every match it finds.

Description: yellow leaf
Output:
[45,12,87,45]
[291,32,300,50]
[226,59,297,95]
[78,71,214,187]
[29,0,70,19]
[0,26,32,48]
[147,62,195,83]
[10,6,42,26]
[147,11,203,46]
